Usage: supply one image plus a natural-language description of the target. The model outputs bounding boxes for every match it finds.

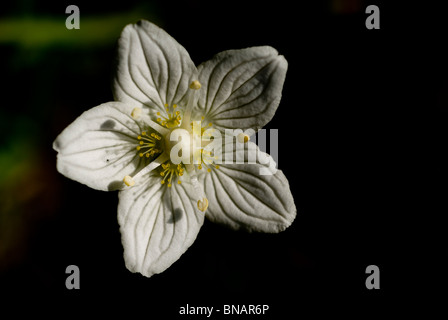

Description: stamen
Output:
[132,152,169,182]
[123,175,135,187]
[131,107,142,119]
[189,80,201,90]
[139,114,170,136]
[185,165,209,213]
[237,133,250,143]
[199,159,212,172]
[196,122,220,173]
[181,81,201,130]
[159,162,184,187]
[156,103,182,129]
[135,129,162,160]
[197,198,209,212]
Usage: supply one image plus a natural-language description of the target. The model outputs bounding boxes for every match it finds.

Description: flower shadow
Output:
[107,180,123,191]
[167,208,183,224]
[100,119,116,130]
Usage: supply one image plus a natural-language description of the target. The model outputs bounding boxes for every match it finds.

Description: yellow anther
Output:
[142,131,146,136]
[159,161,185,187]
[197,198,209,212]
[173,104,177,109]
[136,146,141,151]
[131,107,142,119]
[215,165,220,169]
[189,80,201,90]
[123,176,135,187]
[161,180,165,184]
[164,103,168,107]
[139,141,144,145]
[207,168,211,173]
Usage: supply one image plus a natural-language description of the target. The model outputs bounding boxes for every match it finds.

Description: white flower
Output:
[53,20,296,278]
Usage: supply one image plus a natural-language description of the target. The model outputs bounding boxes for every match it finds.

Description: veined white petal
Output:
[199,142,296,233]
[197,46,287,131]
[118,174,204,278]
[114,20,198,116]
[53,101,146,191]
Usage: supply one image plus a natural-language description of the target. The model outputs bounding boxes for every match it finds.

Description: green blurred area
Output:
[0,10,150,49]
[0,3,159,271]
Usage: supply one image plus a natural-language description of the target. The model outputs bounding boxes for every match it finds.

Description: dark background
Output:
[0,0,445,316]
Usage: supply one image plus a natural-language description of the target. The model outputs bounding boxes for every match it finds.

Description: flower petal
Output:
[118,173,204,277]
[53,101,145,191]
[197,46,287,131]
[199,142,296,233]
[114,20,198,116]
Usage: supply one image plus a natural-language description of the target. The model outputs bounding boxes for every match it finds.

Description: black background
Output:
[0,0,446,317]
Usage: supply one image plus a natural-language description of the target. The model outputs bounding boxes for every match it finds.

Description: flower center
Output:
[159,162,185,187]
[136,131,162,158]
[123,80,209,212]
[156,104,182,129]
